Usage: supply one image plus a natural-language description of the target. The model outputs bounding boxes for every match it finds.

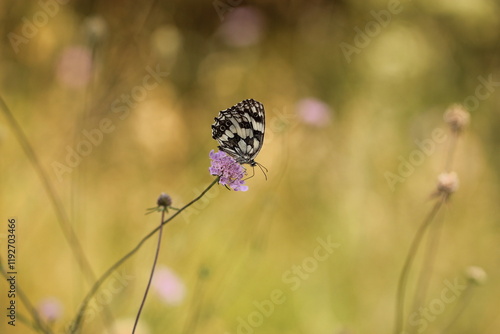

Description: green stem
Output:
[132,209,166,333]
[407,212,445,334]
[69,177,220,333]
[439,284,474,333]
[0,96,96,282]
[394,194,448,334]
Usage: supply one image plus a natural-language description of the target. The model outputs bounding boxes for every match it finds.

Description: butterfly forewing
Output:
[211,99,265,166]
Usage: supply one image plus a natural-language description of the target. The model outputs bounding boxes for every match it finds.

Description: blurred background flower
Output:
[296,97,333,127]
[152,265,186,306]
[37,297,63,323]
[218,6,265,47]
[55,46,93,89]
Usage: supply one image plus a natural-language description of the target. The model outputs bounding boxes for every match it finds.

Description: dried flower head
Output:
[444,104,470,134]
[157,193,172,208]
[436,172,459,195]
[209,150,248,191]
[146,193,175,214]
[465,266,487,285]
[82,15,108,44]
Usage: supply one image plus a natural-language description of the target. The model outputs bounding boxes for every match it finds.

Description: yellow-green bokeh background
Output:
[1,1,499,333]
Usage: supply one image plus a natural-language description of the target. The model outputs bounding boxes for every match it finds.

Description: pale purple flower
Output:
[37,297,63,322]
[436,171,459,195]
[209,150,248,191]
[152,266,186,306]
[218,7,265,47]
[56,46,93,88]
[296,98,332,127]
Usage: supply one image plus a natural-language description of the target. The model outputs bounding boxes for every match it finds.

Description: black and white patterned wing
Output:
[211,99,265,166]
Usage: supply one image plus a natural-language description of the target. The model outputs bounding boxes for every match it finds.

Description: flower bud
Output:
[436,172,459,195]
[444,104,470,134]
[465,266,487,285]
[157,193,172,208]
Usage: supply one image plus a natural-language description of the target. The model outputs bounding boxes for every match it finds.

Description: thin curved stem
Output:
[69,177,220,333]
[407,212,446,334]
[439,284,474,333]
[0,96,96,283]
[132,209,166,333]
[394,193,448,334]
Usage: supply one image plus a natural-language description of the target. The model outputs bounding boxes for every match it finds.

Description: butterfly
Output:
[211,99,267,174]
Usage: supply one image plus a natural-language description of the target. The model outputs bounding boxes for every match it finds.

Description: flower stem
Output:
[407,212,445,334]
[132,209,166,333]
[69,177,220,333]
[0,96,96,283]
[439,284,474,333]
[394,193,448,334]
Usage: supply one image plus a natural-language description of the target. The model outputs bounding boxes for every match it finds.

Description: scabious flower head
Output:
[209,150,248,191]
[444,104,470,134]
[157,192,172,208]
[436,171,459,195]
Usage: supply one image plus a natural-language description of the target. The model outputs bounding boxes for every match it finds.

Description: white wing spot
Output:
[238,139,247,152]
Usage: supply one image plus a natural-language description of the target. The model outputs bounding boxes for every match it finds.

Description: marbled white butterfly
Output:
[211,99,266,169]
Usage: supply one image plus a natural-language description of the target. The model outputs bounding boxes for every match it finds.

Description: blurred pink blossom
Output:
[152,266,186,305]
[37,297,63,322]
[219,7,265,47]
[296,98,332,127]
[56,46,93,88]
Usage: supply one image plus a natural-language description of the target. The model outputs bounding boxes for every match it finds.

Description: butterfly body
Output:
[211,99,265,166]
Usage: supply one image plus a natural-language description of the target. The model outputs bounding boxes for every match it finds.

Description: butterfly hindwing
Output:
[211,99,265,166]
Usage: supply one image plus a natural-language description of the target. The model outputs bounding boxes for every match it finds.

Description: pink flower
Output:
[296,98,332,127]
[209,150,248,191]
[56,46,93,88]
[37,297,63,322]
[218,7,265,47]
[153,266,186,306]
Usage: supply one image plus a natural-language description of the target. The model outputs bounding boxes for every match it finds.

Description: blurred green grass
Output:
[1,1,500,333]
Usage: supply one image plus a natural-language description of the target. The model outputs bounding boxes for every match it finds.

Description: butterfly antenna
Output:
[256,162,268,180]
[243,165,255,181]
